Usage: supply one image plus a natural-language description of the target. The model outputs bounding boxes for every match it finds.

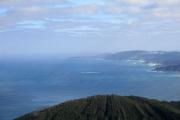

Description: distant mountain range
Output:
[101,50,180,72]
[16,95,180,120]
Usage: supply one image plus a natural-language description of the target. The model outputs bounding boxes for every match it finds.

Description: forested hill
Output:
[16,95,180,120]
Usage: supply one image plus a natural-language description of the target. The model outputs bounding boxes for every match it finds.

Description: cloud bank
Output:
[0,0,180,57]
[0,0,179,33]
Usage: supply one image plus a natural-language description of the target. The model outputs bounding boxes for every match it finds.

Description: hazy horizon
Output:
[1,0,180,58]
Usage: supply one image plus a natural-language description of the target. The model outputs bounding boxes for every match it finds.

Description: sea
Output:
[0,57,180,120]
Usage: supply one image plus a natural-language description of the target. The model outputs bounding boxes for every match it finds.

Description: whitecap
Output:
[81,72,100,74]
[147,63,160,67]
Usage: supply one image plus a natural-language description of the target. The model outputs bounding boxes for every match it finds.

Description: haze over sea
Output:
[0,57,180,120]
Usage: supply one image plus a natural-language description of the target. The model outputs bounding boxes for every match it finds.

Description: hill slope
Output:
[15,95,180,120]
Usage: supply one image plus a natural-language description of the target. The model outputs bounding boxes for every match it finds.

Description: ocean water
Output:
[0,58,180,120]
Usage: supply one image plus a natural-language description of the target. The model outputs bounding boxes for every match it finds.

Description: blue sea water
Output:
[0,58,180,120]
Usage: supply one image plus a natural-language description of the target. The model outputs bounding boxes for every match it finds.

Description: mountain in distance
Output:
[16,95,180,120]
[101,50,180,72]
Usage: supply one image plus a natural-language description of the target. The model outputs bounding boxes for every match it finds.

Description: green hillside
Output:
[16,95,180,120]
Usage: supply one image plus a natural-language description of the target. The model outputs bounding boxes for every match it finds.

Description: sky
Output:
[0,0,180,58]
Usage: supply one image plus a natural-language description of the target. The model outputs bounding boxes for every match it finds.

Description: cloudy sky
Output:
[0,0,180,57]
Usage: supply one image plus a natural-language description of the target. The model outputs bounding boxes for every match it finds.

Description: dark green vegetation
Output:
[16,95,180,120]
[103,51,180,72]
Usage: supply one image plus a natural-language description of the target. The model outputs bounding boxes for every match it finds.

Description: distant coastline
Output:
[101,50,180,73]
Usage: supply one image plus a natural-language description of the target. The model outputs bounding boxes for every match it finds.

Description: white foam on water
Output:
[147,63,160,67]
[81,72,100,74]
[126,59,146,65]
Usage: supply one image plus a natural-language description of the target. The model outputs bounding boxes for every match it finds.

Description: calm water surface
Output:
[0,58,180,120]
